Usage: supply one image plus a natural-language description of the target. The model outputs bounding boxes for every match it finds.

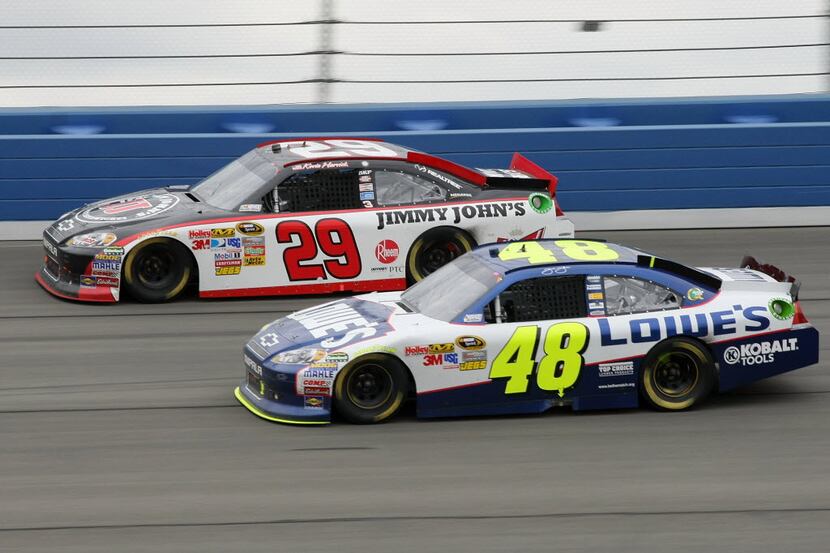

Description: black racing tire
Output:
[640,337,715,411]
[334,354,409,424]
[122,238,193,303]
[406,227,475,283]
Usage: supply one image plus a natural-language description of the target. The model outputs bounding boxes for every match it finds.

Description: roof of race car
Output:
[256,137,489,185]
[472,239,724,290]
[471,240,649,272]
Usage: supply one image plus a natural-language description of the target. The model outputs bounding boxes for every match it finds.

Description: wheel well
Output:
[334,352,417,399]
[405,225,477,281]
[123,237,198,285]
[641,335,718,388]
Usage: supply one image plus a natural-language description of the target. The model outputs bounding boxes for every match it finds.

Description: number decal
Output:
[276,218,361,281]
[535,322,588,395]
[284,140,399,159]
[489,326,539,394]
[277,220,325,281]
[498,242,558,264]
[554,240,619,261]
[489,322,589,397]
[315,218,361,279]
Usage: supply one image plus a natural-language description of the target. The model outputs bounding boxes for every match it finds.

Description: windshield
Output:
[190,150,275,210]
[401,254,502,321]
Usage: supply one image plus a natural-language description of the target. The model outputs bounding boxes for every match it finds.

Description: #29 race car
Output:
[36,138,573,303]
[234,239,819,425]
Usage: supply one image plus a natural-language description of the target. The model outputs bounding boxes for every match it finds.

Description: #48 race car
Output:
[36,138,573,303]
[235,239,819,424]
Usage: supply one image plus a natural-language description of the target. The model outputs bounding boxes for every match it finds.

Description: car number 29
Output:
[284,139,399,159]
[276,218,362,281]
[489,322,589,397]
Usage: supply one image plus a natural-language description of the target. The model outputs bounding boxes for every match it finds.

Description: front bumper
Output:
[35,240,119,303]
[234,387,329,425]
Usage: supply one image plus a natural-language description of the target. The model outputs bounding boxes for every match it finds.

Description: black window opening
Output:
[268,169,363,213]
[485,276,587,323]
[374,170,447,206]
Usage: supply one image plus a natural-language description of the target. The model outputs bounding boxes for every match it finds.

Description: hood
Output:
[247,296,398,361]
[46,186,224,244]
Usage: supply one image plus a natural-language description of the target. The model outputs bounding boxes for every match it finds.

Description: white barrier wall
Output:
[0,0,827,107]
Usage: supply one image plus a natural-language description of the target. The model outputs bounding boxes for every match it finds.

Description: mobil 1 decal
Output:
[276,218,361,281]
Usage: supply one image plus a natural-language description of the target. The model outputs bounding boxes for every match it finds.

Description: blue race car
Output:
[235,240,819,424]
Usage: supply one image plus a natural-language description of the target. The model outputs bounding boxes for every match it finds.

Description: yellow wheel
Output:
[407,227,474,283]
[123,238,192,303]
[641,337,715,411]
[334,354,409,424]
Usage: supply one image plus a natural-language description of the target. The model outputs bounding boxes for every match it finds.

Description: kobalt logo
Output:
[375,240,399,264]
[724,338,798,366]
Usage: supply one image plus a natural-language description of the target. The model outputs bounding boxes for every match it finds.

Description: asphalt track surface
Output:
[2,228,829,553]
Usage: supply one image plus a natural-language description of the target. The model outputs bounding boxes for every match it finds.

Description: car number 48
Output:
[489,322,589,397]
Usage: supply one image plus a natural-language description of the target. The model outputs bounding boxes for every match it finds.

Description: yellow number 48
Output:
[489,322,589,397]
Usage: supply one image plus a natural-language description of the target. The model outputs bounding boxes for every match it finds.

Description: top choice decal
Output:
[76,194,180,223]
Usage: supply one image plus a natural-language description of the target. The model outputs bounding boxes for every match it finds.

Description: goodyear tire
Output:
[334,354,409,424]
[123,238,192,303]
[407,227,475,283]
[641,337,715,411]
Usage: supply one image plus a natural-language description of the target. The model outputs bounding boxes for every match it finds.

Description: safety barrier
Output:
[2,95,829,221]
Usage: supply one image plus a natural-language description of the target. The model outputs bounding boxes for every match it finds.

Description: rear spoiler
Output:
[494,152,564,217]
[741,256,801,300]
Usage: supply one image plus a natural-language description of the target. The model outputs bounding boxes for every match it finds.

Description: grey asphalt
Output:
[1,228,829,552]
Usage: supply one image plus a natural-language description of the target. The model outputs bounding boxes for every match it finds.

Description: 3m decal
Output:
[489,322,588,396]
[276,218,361,281]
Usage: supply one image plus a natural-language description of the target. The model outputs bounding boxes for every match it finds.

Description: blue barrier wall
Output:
[2,95,830,221]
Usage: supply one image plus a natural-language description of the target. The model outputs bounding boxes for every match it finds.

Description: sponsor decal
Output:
[588,301,604,310]
[216,266,241,276]
[236,222,264,236]
[460,360,487,371]
[359,170,372,175]
[211,237,242,249]
[423,352,459,368]
[77,193,179,223]
[292,161,349,171]
[91,259,121,275]
[211,228,235,238]
[588,292,604,300]
[244,255,266,266]
[297,366,336,396]
[239,204,262,212]
[309,361,337,369]
[724,338,798,366]
[375,201,526,230]
[586,275,602,283]
[405,345,429,356]
[56,219,74,232]
[461,350,487,362]
[687,288,705,301]
[598,382,636,390]
[586,283,603,291]
[360,191,375,201]
[191,238,210,250]
[463,313,483,323]
[589,310,606,316]
[359,182,374,192]
[598,361,634,378]
[769,298,795,320]
[375,240,399,264]
[359,176,373,184]
[189,229,211,240]
[413,164,463,189]
[67,232,118,248]
[243,237,266,266]
[327,352,349,363]
[456,336,486,350]
[288,302,385,349]
[304,396,324,409]
[599,305,772,346]
[429,343,455,354]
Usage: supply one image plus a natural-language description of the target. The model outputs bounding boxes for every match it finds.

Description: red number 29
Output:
[276,218,361,281]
